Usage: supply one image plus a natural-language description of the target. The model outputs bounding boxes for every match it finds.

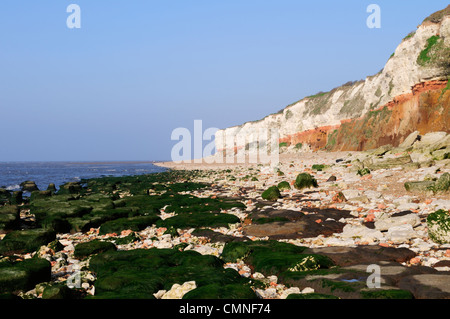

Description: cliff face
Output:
[215,7,450,155]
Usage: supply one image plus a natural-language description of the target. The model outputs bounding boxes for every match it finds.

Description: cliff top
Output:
[423,5,450,24]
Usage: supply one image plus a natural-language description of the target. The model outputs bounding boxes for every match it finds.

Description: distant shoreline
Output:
[0,161,168,165]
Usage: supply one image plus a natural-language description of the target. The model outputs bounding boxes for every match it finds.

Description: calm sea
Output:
[0,162,167,192]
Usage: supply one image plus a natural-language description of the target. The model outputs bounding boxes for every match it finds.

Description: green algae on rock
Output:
[87,248,253,299]
[293,173,318,190]
[0,258,51,294]
[261,186,281,201]
[74,240,117,259]
[277,181,291,191]
[156,212,240,230]
[427,209,450,244]
[0,228,56,255]
[221,240,334,276]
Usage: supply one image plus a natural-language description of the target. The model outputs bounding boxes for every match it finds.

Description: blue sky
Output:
[0,0,448,161]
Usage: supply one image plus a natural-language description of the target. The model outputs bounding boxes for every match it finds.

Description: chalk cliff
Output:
[215,6,450,155]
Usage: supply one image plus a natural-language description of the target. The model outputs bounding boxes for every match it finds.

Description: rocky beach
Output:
[1,3,449,303]
[1,131,450,300]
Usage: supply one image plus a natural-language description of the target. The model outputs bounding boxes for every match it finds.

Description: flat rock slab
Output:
[398,274,450,299]
[342,261,438,287]
[243,218,345,240]
[243,207,352,239]
[303,246,416,266]
[192,229,250,243]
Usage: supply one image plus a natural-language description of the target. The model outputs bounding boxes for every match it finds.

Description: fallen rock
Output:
[386,224,419,244]
[399,131,420,148]
[341,224,384,243]
[375,214,421,231]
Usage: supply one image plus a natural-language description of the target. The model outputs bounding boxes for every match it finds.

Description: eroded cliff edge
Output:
[215,6,450,154]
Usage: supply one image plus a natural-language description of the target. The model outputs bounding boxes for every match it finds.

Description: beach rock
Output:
[10,191,23,205]
[341,189,361,200]
[432,148,450,161]
[434,173,450,192]
[280,287,301,299]
[192,229,249,243]
[261,186,281,201]
[326,176,337,182]
[399,131,420,148]
[371,145,393,156]
[161,281,197,299]
[30,190,53,202]
[304,246,416,266]
[341,224,384,243]
[0,258,51,294]
[47,183,57,193]
[20,181,39,192]
[374,214,421,231]
[0,205,20,232]
[0,228,56,255]
[277,181,291,191]
[414,132,448,149]
[0,189,11,205]
[398,274,450,299]
[42,283,73,299]
[427,210,450,244]
[293,173,318,190]
[404,181,435,194]
[386,224,419,244]
[368,155,412,170]
[74,240,117,259]
[243,212,346,239]
[57,182,83,195]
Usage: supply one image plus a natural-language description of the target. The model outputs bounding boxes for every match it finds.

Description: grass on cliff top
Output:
[423,5,450,24]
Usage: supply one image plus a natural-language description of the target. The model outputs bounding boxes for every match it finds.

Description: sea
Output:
[0,161,167,192]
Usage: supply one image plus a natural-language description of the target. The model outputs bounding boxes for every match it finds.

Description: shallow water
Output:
[0,161,167,191]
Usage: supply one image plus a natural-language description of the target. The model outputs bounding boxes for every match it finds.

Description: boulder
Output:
[404,181,435,194]
[368,155,412,170]
[340,224,384,243]
[57,182,83,195]
[386,224,419,244]
[399,131,420,148]
[414,132,448,149]
[261,186,281,201]
[277,181,291,191]
[10,191,23,205]
[74,240,117,259]
[20,181,39,192]
[427,210,450,244]
[293,173,318,190]
[0,205,20,232]
[374,214,421,231]
[0,228,57,255]
[434,172,450,192]
[47,183,57,193]
[0,258,51,294]
[0,189,11,205]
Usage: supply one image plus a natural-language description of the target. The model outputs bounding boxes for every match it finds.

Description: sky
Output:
[0,0,448,162]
